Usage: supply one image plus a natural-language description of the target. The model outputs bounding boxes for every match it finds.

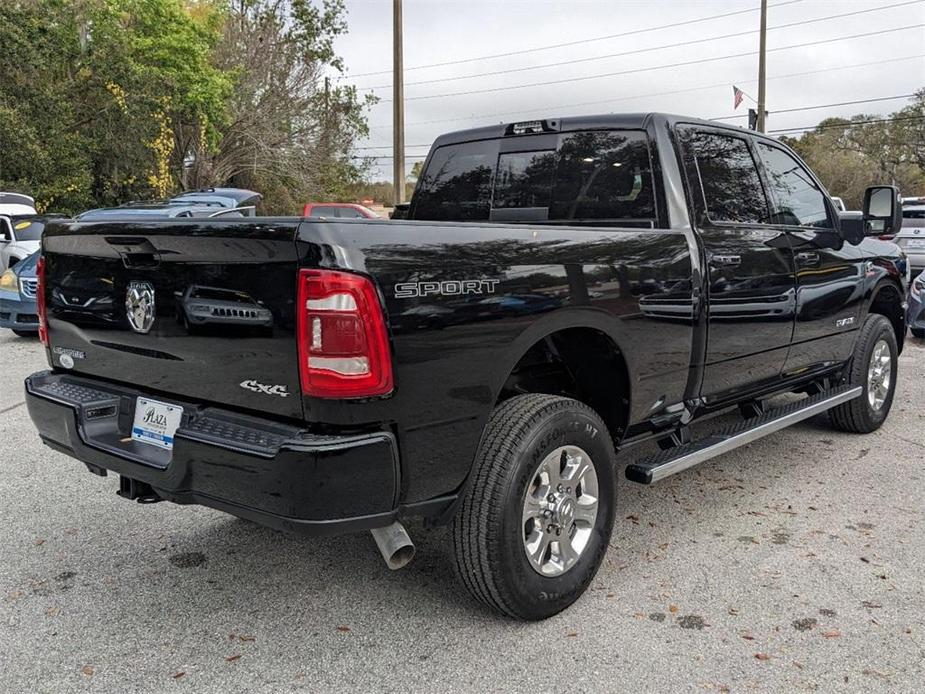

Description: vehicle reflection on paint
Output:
[366,232,694,338]
[175,285,274,336]
[49,271,119,327]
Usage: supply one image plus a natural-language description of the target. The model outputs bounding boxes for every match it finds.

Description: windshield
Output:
[78,207,177,221]
[9,218,48,241]
[190,287,255,302]
[411,129,657,225]
[170,195,236,208]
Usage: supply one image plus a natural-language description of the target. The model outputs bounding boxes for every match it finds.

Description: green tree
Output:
[783,92,925,207]
[0,0,230,213]
[188,0,375,213]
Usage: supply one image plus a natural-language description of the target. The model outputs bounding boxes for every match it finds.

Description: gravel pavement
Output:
[0,330,923,693]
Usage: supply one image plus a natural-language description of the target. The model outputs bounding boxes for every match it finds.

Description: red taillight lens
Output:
[879,234,895,241]
[36,255,48,346]
[296,269,393,398]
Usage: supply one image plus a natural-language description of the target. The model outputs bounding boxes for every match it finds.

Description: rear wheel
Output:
[828,314,897,433]
[911,327,925,339]
[451,394,616,620]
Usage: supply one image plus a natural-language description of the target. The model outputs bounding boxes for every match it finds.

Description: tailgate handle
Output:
[105,237,161,269]
[120,251,160,269]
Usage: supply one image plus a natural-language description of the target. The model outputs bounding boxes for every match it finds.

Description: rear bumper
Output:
[25,371,403,536]
[0,295,39,331]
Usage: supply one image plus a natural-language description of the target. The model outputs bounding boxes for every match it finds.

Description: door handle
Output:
[709,254,741,268]
[795,251,820,266]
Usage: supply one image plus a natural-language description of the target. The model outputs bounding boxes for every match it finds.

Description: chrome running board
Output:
[625,385,863,484]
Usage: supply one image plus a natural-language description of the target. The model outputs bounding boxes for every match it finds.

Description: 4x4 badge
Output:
[240,380,290,398]
[125,281,156,334]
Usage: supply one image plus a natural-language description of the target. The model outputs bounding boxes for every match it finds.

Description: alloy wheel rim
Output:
[867,339,892,411]
[522,445,599,577]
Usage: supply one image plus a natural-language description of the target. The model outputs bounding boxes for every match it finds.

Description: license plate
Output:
[907,238,925,248]
[131,397,183,450]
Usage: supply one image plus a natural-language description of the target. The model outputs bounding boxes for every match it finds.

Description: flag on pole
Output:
[733,86,745,110]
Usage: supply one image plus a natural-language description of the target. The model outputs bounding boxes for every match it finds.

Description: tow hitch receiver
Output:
[117,476,161,504]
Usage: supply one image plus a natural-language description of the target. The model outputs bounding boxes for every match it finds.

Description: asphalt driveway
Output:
[1,331,922,692]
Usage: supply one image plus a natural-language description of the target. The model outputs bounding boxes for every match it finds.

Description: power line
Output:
[355,94,922,154]
[370,54,923,130]
[362,1,923,91]
[356,115,925,160]
[348,0,808,78]
[378,24,925,103]
[770,114,925,135]
[354,154,428,161]
[713,93,919,121]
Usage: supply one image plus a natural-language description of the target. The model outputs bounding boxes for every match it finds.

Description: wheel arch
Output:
[487,307,634,444]
[865,278,905,354]
[431,309,636,527]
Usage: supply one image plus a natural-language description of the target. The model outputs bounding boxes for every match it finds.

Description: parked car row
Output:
[0,249,39,336]
[2,188,924,347]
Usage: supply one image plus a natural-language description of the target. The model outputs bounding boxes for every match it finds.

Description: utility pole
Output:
[392,0,405,205]
[756,0,768,133]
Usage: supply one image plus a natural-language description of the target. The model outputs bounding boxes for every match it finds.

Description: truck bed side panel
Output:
[297,219,694,503]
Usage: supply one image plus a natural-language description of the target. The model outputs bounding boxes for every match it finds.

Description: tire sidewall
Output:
[855,316,898,429]
[496,405,615,618]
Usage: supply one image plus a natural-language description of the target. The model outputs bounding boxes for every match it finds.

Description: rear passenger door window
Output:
[755,143,831,228]
[682,130,769,224]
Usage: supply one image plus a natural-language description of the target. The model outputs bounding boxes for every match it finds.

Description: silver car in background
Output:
[907,269,925,339]
[894,203,925,274]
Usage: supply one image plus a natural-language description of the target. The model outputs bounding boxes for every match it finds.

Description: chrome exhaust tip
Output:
[370,521,415,570]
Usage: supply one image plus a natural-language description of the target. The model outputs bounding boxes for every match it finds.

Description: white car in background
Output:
[893,203,925,274]
[0,215,63,272]
[0,192,36,217]
[1,193,41,272]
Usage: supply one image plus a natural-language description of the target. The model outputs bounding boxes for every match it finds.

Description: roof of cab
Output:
[429,112,750,149]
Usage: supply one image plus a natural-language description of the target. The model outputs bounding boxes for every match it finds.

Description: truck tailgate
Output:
[41,219,303,420]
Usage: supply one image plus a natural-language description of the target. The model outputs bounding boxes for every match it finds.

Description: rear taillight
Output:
[879,234,895,241]
[36,255,48,346]
[296,269,393,398]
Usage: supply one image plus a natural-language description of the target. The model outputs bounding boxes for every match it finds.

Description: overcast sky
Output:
[332,0,925,180]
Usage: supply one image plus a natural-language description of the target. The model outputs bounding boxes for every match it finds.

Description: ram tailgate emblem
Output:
[125,281,156,334]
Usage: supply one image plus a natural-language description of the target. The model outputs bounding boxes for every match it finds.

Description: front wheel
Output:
[828,314,897,433]
[451,394,616,620]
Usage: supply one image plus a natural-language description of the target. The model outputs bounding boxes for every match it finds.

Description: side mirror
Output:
[863,185,902,237]
[838,211,865,245]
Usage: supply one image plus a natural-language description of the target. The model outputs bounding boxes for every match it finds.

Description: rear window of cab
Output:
[411,130,657,226]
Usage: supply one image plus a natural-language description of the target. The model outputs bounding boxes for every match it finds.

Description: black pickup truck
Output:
[25,114,908,620]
